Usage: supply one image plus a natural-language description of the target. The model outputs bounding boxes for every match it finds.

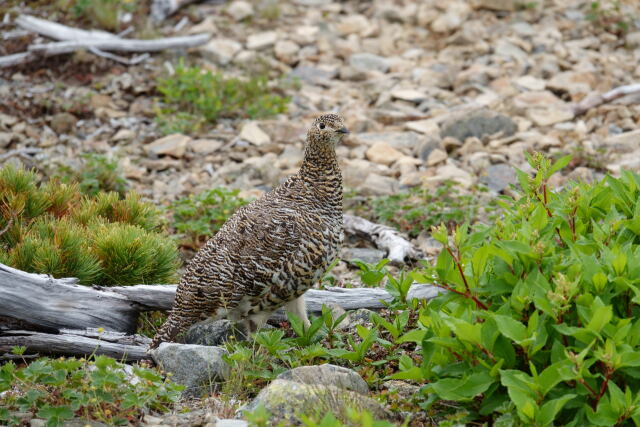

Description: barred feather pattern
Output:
[150,114,347,349]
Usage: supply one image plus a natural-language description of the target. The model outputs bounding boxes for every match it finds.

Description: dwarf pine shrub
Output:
[0,164,179,286]
[396,154,640,425]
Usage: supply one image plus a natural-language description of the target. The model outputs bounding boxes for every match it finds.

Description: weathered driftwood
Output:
[0,263,141,333]
[0,14,210,68]
[0,329,150,361]
[15,14,120,42]
[573,83,640,116]
[344,214,420,264]
[0,262,440,334]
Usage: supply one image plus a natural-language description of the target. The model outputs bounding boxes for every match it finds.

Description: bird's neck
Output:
[299,139,343,204]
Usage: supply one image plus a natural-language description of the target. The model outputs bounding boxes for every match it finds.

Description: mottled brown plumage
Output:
[150,114,348,349]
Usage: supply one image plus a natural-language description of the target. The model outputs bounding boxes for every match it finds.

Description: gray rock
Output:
[276,364,369,395]
[149,343,229,398]
[354,131,423,152]
[341,247,386,264]
[440,111,517,142]
[184,319,243,346]
[360,173,399,196]
[0,132,14,148]
[417,138,442,161]
[290,65,338,85]
[349,309,375,328]
[349,53,391,73]
[242,379,390,424]
[217,420,249,427]
[481,163,517,193]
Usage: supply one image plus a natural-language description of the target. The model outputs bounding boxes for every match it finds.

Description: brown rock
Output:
[145,134,191,158]
[366,142,404,166]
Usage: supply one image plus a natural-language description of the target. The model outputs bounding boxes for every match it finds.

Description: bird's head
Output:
[307,113,349,146]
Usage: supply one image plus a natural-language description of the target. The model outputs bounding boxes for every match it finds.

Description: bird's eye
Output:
[318,123,325,130]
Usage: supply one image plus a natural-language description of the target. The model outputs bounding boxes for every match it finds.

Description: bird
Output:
[150,113,348,349]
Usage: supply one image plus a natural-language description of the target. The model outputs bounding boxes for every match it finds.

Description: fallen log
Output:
[0,329,150,362]
[0,262,440,334]
[343,214,421,264]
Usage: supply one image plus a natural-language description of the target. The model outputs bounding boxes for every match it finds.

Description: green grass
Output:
[155,60,289,135]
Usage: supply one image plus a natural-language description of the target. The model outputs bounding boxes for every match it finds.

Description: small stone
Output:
[431,2,470,33]
[547,71,595,95]
[216,421,249,427]
[426,164,474,188]
[90,93,112,109]
[277,364,369,394]
[405,119,439,135]
[603,129,640,152]
[441,111,517,142]
[481,163,517,193]
[349,53,391,73]
[515,76,546,91]
[341,247,386,264]
[366,142,404,165]
[0,113,18,128]
[247,31,277,50]
[513,91,564,109]
[342,159,373,188]
[49,112,77,134]
[336,14,371,36]
[355,132,422,151]
[626,31,640,48]
[200,38,242,65]
[0,132,14,148]
[226,1,254,21]
[390,89,427,103]
[240,122,271,145]
[292,25,319,45]
[185,319,239,346]
[149,343,229,398]
[274,40,300,65]
[426,148,447,166]
[145,134,191,157]
[191,139,224,154]
[111,128,135,142]
[292,65,337,84]
[527,108,574,126]
[417,138,442,161]
[360,173,399,195]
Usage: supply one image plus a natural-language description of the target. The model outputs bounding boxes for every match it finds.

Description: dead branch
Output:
[0,14,210,68]
[343,214,421,264]
[151,0,228,21]
[573,83,640,116]
[0,147,42,161]
[0,329,151,361]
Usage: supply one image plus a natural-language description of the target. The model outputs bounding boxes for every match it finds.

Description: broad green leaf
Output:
[586,305,612,334]
[493,314,528,344]
[536,394,576,426]
[430,371,495,401]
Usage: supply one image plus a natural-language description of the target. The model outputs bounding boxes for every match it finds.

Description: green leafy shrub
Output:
[0,353,182,426]
[0,164,179,286]
[56,0,139,31]
[398,154,640,425]
[55,153,129,197]
[155,60,289,134]
[170,187,249,249]
[369,181,492,238]
[586,1,633,35]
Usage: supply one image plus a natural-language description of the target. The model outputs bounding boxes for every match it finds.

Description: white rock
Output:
[431,2,470,33]
[200,38,242,65]
[336,14,371,36]
[515,75,546,91]
[240,122,271,145]
[145,134,191,158]
[274,40,300,65]
[475,0,516,11]
[390,89,427,103]
[226,1,254,21]
[247,31,277,50]
[527,108,574,126]
[426,164,474,188]
[190,139,224,154]
[360,173,399,196]
[0,132,14,148]
[426,148,448,166]
[292,25,319,45]
[111,128,135,142]
[404,119,439,135]
[603,130,640,153]
[366,142,404,166]
[349,53,391,73]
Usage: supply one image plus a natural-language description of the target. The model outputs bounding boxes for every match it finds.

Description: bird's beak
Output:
[337,127,350,134]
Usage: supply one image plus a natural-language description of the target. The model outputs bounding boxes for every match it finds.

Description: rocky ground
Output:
[1,0,640,424]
